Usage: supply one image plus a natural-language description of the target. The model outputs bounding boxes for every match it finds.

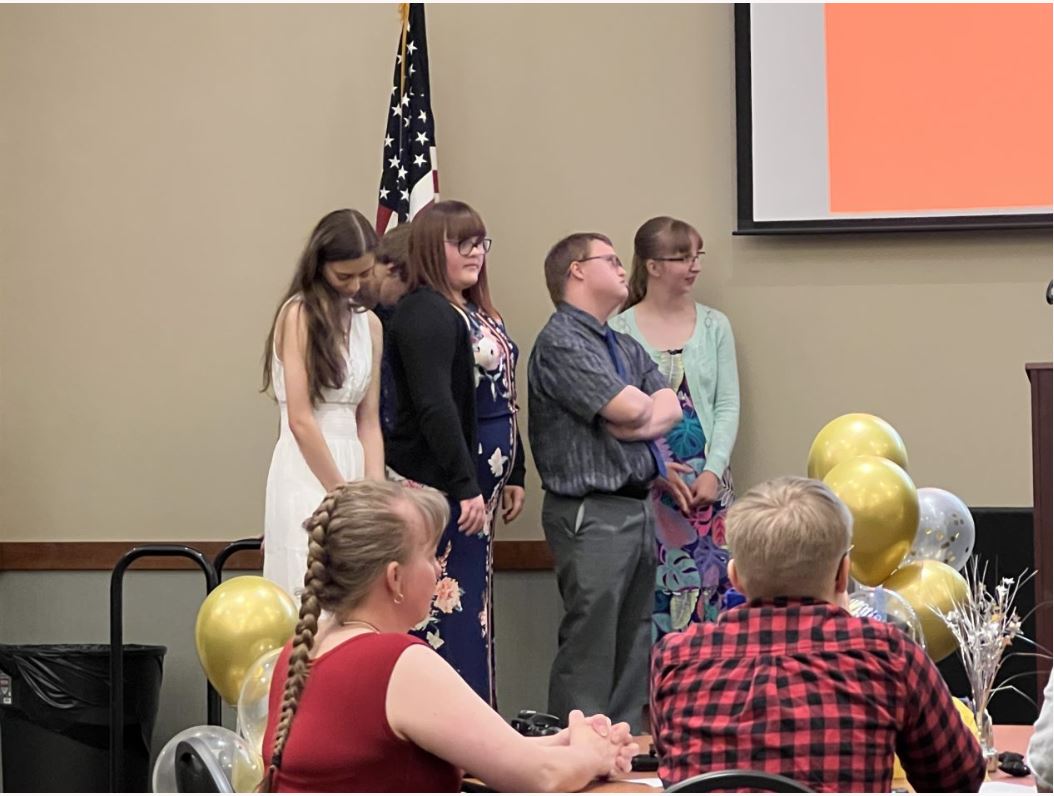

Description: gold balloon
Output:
[824,455,919,586]
[807,413,908,481]
[882,560,968,662]
[194,576,297,704]
[231,752,265,793]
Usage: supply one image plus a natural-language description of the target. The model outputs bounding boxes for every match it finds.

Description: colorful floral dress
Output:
[409,303,519,707]
[652,349,735,643]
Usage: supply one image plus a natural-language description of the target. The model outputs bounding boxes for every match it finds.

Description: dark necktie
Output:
[603,327,667,479]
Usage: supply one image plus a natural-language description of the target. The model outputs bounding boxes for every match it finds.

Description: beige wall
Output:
[1,4,1049,543]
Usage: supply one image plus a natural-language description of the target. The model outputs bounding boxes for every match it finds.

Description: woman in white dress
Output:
[261,209,385,597]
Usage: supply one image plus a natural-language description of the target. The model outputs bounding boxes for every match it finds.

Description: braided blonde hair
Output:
[262,480,449,791]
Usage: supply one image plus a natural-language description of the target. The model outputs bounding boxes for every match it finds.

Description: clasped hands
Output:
[559,709,639,779]
[657,463,720,516]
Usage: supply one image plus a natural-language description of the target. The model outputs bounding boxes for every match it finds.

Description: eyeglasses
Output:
[653,252,705,265]
[446,237,492,256]
[576,254,624,270]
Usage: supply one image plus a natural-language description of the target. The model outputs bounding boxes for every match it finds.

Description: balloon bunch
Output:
[808,413,974,662]
[152,576,297,792]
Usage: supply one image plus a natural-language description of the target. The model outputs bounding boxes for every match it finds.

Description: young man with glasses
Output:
[650,476,985,792]
[528,232,683,732]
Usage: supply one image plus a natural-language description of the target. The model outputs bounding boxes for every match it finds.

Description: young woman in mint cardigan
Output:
[610,216,740,641]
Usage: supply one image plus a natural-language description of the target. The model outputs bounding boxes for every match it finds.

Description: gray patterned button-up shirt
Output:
[528,302,668,497]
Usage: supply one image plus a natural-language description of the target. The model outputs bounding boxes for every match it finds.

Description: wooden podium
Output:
[1027,362,1051,692]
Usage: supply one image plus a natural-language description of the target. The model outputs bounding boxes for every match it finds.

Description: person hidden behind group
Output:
[650,476,986,793]
[353,221,412,438]
[261,480,637,792]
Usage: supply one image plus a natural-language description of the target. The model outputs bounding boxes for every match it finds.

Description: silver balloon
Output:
[905,487,976,571]
[153,724,263,793]
[848,585,926,651]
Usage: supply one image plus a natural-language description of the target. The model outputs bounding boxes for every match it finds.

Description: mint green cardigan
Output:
[610,303,740,477]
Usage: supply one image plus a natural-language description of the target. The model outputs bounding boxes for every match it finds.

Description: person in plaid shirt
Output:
[650,476,985,793]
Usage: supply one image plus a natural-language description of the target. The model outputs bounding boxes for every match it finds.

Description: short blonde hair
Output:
[725,476,852,599]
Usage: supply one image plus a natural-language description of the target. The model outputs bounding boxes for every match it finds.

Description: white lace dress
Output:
[263,300,371,598]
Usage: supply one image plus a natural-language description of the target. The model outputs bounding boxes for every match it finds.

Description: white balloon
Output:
[237,647,282,757]
[905,487,976,572]
[152,724,262,793]
[848,585,926,651]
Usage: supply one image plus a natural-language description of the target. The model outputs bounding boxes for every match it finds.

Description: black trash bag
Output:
[0,643,166,792]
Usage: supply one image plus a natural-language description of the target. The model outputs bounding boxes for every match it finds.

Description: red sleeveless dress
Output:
[262,633,462,792]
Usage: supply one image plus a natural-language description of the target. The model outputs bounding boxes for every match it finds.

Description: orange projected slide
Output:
[825,4,1052,214]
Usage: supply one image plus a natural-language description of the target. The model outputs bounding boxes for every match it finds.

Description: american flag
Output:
[376,3,438,234]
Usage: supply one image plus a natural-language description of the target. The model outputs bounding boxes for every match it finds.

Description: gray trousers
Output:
[542,491,655,733]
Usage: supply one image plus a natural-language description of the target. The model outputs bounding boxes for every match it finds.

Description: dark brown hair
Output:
[376,222,413,281]
[262,209,378,406]
[625,216,702,308]
[407,200,497,316]
[542,232,613,306]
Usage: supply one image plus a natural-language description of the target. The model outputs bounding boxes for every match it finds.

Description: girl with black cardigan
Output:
[386,200,525,705]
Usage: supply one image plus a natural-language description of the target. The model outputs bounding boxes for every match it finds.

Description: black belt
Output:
[600,483,651,501]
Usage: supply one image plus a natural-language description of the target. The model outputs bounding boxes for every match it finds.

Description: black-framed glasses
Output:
[652,251,705,265]
[576,254,624,270]
[447,237,492,256]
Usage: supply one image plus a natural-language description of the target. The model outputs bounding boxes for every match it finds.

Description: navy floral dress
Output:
[652,349,735,643]
[409,303,518,706]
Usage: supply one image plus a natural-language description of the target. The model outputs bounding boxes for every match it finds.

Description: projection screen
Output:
[735,4,1053,234]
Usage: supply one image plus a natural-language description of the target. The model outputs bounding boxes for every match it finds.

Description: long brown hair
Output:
[262,209,378,406]
[625,216,702,308]
[263,480,448,791]
[408,200,497,316]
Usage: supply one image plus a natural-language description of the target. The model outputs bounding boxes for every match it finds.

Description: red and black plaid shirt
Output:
[650,597,985,793]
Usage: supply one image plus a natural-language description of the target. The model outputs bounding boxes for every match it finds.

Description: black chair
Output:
[174,738,234,793]
[665,769,813,793]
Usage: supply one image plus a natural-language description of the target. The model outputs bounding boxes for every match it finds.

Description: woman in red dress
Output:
[261,480,637,792]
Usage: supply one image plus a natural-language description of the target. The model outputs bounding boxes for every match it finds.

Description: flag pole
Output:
[398,3,410,97]
[378,2,438,232]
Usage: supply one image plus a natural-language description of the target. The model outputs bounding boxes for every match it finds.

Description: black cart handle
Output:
[213,537,263,583]
[109,546,219,792]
